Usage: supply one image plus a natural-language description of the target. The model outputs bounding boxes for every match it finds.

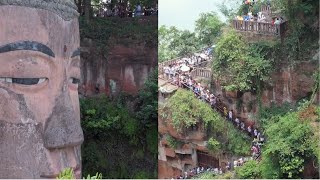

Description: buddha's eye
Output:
[69,77,80,84]
[0,77,47,85]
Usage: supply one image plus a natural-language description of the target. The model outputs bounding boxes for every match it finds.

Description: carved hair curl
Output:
[0,0,79,20]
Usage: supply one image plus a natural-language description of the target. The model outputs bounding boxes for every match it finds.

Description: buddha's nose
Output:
[43,89,83,149]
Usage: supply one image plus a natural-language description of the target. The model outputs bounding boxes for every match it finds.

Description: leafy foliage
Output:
[222,121,251,156]
[57,168,75,179]
[207,137,220,153]
[80,71,157,178]
[165,134,182,149]
[262,111,317,178]
[195,172,216,179]
[57,168,102,179]
[195,12,225,46]
[84,172,103,179]
[80,15,157,48]
[165,89,223,133]
[235,160,261,179]
[158,25,202,62]
[213,30,272,91]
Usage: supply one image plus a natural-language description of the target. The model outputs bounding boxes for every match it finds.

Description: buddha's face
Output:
[0,6,83,178]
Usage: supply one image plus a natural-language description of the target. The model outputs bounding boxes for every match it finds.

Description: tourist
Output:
[234,160,238,168]
[253,128,258,137]
[164,66,169,79]
[235,117,240,127]
[223,107,228,118]
[251,145,259,159]
[239,157,244,166]
[240,121,245,130]
[134,2,142,17]
[228,110,233,121]
[226,161,231,170]
[260,134,265,144]
[169,65,175,79]
[252,137,259,146]
[247,125,252,136]
[274,17,281,25]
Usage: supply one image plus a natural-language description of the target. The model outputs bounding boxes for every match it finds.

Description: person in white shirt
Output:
[228,110,233,121]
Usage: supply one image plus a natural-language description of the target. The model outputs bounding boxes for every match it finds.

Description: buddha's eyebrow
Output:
[71,48,80,58]
[0,41,55,57]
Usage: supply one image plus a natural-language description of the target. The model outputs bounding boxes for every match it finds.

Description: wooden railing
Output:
[190,68,212,79]
[232,20,287,36]
[260,5,271,12]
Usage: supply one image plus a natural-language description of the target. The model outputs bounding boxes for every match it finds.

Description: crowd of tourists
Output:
[235,0,285,34]
[162,48,266,179]
[172,156,260,179]
[162,49,211,80]
[172,166,223,179]
[89,2,158,18]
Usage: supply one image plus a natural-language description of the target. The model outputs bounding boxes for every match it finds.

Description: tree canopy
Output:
[163,89,223,133]
[158,25,200,62]
[213,30,272,91]
[195,12,225,46]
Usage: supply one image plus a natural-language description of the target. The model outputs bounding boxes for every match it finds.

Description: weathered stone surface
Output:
[0,0,79,20]
[80,44,157,95]
[0,5,83,178]
[213,61,318,120]
[225,90,238,98]
[158,160,181,179]
[165,147,176,158]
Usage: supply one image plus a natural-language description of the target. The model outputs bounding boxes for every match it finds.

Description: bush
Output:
[166,89,223,133]
[207,137,220,152]
[235,160,261,179]
[223,121,251,156]
[262,111,317,178]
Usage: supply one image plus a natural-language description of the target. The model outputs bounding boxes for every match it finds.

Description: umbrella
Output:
[180,65,190,72]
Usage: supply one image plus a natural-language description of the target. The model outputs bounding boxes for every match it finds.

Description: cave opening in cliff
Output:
[197,150,219,168]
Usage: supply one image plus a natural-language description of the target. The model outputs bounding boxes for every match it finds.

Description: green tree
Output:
[207,137,220,153]
[164,89,223,133]
[195,12,225,46]
[213,30,272,91]
[158,25,180,62]
[235,160,261,179]
[169,30,200,57]
[262,112,317,178]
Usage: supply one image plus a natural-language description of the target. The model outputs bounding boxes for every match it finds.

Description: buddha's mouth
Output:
[40,166,81,179]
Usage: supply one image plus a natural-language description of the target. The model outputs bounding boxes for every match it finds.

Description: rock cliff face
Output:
[79,17,157,96]
[158,60,318,178]
[80,42,156,96]
[214,60,319,122]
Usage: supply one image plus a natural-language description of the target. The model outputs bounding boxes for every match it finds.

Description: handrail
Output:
[232,20,287,37]
[190,68,212,79]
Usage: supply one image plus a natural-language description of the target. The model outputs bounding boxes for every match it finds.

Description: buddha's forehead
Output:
[0,6,79,57]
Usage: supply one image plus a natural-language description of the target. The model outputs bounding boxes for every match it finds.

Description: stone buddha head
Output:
[0,0,84,178]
